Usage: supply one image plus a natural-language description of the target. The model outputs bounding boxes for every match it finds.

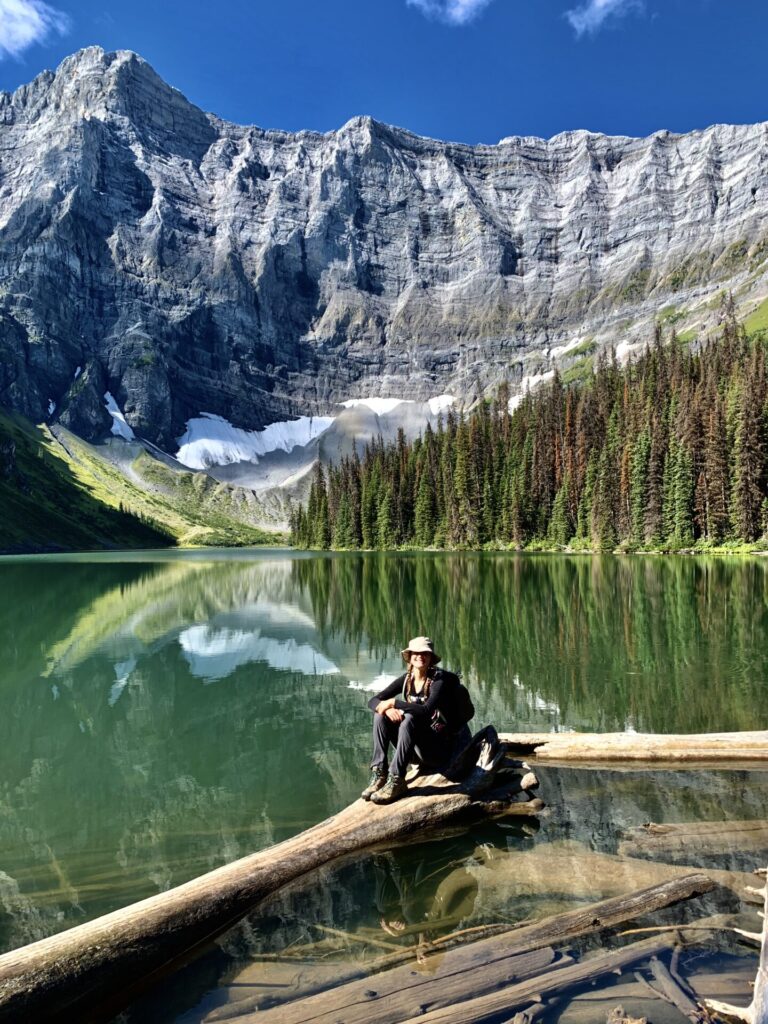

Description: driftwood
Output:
[255,947,570,1024]
[704,870,768,1024]
[555,961,758,1024]
[606,1009,647,1024]
[447,838,761,908]
[0,726,540,1024]
[248,874,715,1024]
[636,955,708,1022]
[397,934,679,1024]
[500,730,768,764]
[505,997,560,1023]
[619,820,768,860]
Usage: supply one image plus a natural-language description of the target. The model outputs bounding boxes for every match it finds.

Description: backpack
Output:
[454,679,475,727]
[436,668,475,728]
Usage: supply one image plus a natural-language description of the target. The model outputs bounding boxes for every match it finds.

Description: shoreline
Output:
[3,543,767,559]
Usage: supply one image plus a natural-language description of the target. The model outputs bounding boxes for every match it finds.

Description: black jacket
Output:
[368,668,464,728]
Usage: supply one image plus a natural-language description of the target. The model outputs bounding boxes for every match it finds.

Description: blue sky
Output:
[0,0,764,144]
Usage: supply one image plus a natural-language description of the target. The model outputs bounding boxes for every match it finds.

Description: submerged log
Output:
[0,727,540,1024]
[561,962,758,1024]
[704,871,768,1024]
[500,730,768,764]
[398,934,679,1024]
[640,956,708,1022]
[445,838,760,909]
[250,874,715,1024]
[619,820,768,860]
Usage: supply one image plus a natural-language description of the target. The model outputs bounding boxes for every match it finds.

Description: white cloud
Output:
[565,0,643,36]
[407,0,495,27]
[0,0,69,60]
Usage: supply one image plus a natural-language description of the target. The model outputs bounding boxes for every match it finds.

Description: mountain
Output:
[1,45,767,457]
[0,410,276,553]
[0,410,170,552]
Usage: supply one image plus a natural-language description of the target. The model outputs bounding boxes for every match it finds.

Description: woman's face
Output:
[409,651,432,671]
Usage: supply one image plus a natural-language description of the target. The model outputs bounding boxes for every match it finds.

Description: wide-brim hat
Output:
[401,636,441,665]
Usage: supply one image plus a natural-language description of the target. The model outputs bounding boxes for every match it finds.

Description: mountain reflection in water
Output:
[0,550,767,968]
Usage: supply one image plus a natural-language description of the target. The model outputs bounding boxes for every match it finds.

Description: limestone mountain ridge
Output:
[0,45,767,449]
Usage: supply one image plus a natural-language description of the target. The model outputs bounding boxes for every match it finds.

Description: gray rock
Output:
[0,46,767,445]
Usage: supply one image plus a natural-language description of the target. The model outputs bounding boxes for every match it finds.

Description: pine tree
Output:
[414,468,436,547]
[629,428,650,547]
[731,347,766,541]
[672,442,695,546]
[376,488,395,549]
[703,396,730,542]
[548,475,571,547]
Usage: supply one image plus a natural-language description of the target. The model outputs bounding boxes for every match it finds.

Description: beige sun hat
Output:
[401,636,441,664]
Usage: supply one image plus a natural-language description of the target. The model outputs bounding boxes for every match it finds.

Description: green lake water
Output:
[1,550,768,1021]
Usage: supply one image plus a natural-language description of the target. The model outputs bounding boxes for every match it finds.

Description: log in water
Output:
[0,748,540,1024]
[501,730,768,764]
[250,873,715,1024]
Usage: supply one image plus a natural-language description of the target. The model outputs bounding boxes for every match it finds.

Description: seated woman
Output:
[362,636,473,805]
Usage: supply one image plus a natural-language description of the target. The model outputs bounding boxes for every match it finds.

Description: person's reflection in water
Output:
[371,831,498,966]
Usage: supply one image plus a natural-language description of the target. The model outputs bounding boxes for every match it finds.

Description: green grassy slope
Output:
[745,296,768,336]
[50,426,278,548]
[126,448,278,545]
[0,411,280,553]
[0,411,172,553]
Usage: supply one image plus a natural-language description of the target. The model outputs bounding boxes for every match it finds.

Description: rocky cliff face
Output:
[0,46,767,446]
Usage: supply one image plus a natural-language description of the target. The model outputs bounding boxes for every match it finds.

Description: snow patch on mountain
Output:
[508,372,555,412]
[176,396,458,475]
[176,413,335,470]
[550,337,589,360]
[104,392,135,440]
[341,398,405,415]
[427,395,456,415]
[341,395,456,417]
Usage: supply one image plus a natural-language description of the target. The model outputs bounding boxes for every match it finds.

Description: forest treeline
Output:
[291,303,768,551]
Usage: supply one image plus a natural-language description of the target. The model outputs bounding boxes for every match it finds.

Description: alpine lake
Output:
[2,549,768,1022]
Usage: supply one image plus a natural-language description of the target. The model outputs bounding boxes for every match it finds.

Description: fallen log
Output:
[506,1004,551,1024]
[398,934,679,1024]
[248,873,715,1024]
[639,955,707,1022]
[0,728,541,1024]
[705,869,768,1024]
[500,730,768,764]
[558,960,758,1024]
[619,820,768,860]
[438,838,760,910]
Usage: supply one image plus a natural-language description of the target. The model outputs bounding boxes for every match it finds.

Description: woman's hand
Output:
[385,707,404,722]
[375,698,396,714]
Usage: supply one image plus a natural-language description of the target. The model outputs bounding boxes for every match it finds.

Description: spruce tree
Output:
[548,476,571,547]
[629,428,650,547]
[376,489,395,549]
[414,469,436,547]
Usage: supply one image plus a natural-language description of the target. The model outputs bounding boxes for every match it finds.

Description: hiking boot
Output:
[361,766,388,801]
[370,774,408,805]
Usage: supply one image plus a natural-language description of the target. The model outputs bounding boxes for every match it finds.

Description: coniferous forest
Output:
[291,303,768,552]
